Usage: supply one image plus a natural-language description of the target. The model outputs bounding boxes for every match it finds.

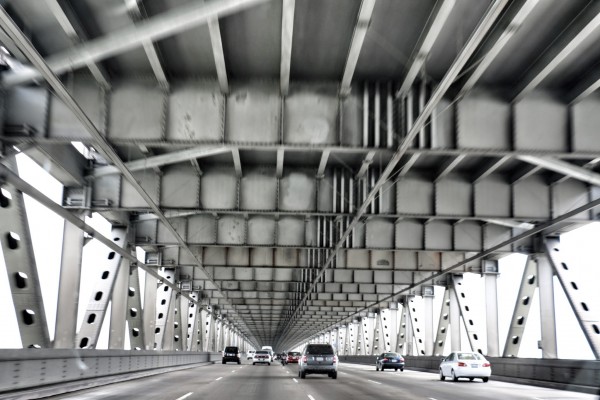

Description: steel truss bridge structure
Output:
[0,0,599,390]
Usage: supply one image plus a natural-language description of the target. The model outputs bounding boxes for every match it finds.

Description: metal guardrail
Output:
[0,349,221,399]
[339,355,600,395]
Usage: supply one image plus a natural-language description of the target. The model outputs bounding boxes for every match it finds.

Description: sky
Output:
[0,152,598,359]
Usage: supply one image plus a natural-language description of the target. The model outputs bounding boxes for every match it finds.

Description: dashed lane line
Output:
[368,379,382,385]
[293,378,298,383]
[175,392,193,400]
[307,395,316,400]
[216,377,223,381]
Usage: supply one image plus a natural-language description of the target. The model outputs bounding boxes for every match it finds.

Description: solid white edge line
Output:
[367,379,382,385]
[175,392,193,400]
[216,377,223,381]
[307,395,316,400]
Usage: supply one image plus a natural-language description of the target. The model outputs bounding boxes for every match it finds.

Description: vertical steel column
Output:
[373,311,385,353]
[153,268,176,350]
[449,284,461,351]
[433,289,451,356]
[172,293,184,351]
[338,325,346,355]
[386,82,393,148]
[451,274,485,354]
[374,82,381,148]
[0,159,50,348]
[143,270,158,350]
[537,254,558,358]
[187,293,200,351]
[397,303,407,354]
[162,290,177,351]
[356,318,365,355]
[544,237,599,359]
[422,286,435,356]
[208,312,216,351]
[405,300,415,356]
[388,303,398,352]
[366,312,375,355]
[180,294,191,351]
[503,256,537,357]
[197,308,208,351]
[126,264,145,350]
[363,82,369,147]
[109,252,131,349]
[54,214,85,349]
[483,260,500,356]
[76,226,128,349]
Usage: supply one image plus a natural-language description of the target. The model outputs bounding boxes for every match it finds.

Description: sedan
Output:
[375,352,405,371]
[439,351,491,382]
[252,350,271,365]
[287,351,301,363]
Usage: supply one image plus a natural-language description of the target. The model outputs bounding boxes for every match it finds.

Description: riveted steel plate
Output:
[187,215,216,244]
[250,248,274,266]
[277,217,304,246]
[370,250,393,269]
[279,170,316,211]
[217,215,246,245]
[365,218,394,248]
[240,166,277,210]
[161,164,200,208]
[395,219,423,249]
[227,247,249,266]
[341,92,363,146]
[514,93,568,151]
[432,98,455,149]
[247,216,275,245]
[425,221,453,250]
[346,249,369,269]
[454,221,483,251]
[226,83,280,143]
[274,248,298,266]
[157,218,187,243]
[4,87,48,138]
[49,80,101,139]
[436,175,472,216]
[552,180,590,220]
[168,83,223,142]
[474,174,511,217]
[109,83,165,140]
[284,84,338,144]
[457,93,510,150]
[396,175,433,214]
[571,95,600,152]
[483,224,511,251]
[513,176,550,218]
[200,167,237,209]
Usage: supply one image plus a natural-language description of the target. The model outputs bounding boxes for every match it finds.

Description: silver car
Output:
[298,344,338,379]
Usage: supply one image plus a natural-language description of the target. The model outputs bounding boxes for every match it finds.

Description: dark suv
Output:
[222,346,241,364]
[298,344,337,379]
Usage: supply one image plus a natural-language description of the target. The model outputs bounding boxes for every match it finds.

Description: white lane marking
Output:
[307,395,316,400]
[428,398,438,400]
[340,372,348,375]
[231,370,237,373]
[175,392,193,400]
[286,370,290,374]
[216,377,223,381]
[368,379,382,385]
[293,378,298,383]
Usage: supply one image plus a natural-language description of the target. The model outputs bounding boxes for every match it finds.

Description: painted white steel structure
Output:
[0,0,598,370]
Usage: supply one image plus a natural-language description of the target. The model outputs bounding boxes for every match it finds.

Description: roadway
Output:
[45,360,598,400]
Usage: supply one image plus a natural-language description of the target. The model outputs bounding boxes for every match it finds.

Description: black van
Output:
[222,346,241,364]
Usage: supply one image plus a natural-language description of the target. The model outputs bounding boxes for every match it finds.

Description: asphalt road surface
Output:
[45,360,599,400]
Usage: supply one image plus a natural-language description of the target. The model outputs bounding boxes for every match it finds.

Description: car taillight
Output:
[333,355,337,364]
[382,358,388,362]
[302,355,307,363]
[482,362,491,367]
[457,362,467,367]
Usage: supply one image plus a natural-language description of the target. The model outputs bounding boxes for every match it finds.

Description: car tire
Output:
[253,362,255,365]
[482,377,489,383]
[439,370,445,381]
[300,371,306,379]
[400,367,404,372]
[331,372,337,379]
[238,361,241,365]
[395,368,398,371]
[376,364,379,371]
[469,378,474,381]
[380,367,384,372]
[451,370,458,382]
[268,362,270,366]
[222,360,225,364]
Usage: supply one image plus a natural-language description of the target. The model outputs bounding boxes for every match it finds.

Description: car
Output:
[246,350,256,360]
[375,352,405,371]
[252,350,271,365]
[439,351,491,382]
[287,351,301,363]
[298,343,337,379]
[222,346,241,364]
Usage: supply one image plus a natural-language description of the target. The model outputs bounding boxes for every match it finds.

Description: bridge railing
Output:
[339,355,600,395]
[0,349,220,398]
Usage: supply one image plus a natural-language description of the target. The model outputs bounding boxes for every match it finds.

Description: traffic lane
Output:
[46,362,243,400]
[335,363,599,400]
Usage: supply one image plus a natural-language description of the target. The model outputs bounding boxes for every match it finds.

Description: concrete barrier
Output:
[338,355,600,395]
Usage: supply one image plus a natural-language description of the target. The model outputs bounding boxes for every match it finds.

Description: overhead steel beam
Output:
[124,0,169,87]
[434,154,466,181]
[2,0,270,87]
[91,145,229,177]
[517,155,600,187]
[567,69,600,104]
[0,8,258,343]
[396,0,456,97]
[280,0,295,95]
[280,0,510,340]
[232,148,242,177]
[276,148,284,178]
[513,1,600,102]
[44,0,111,87]
[458,0,539,97]
[339,0,377,96]
[208,18,229,93]
[472,155,510,183]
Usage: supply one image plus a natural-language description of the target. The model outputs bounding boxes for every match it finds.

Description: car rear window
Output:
[288,352,301,356]
[457,353,481,360]
[225,347,238,352]
[383,353,398,358]
[305,344,334,355]
[255,350,269,354]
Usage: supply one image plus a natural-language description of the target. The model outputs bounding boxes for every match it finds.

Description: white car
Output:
[252,350,271,365]
[439,351,491,382]
[246,350,255,360]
